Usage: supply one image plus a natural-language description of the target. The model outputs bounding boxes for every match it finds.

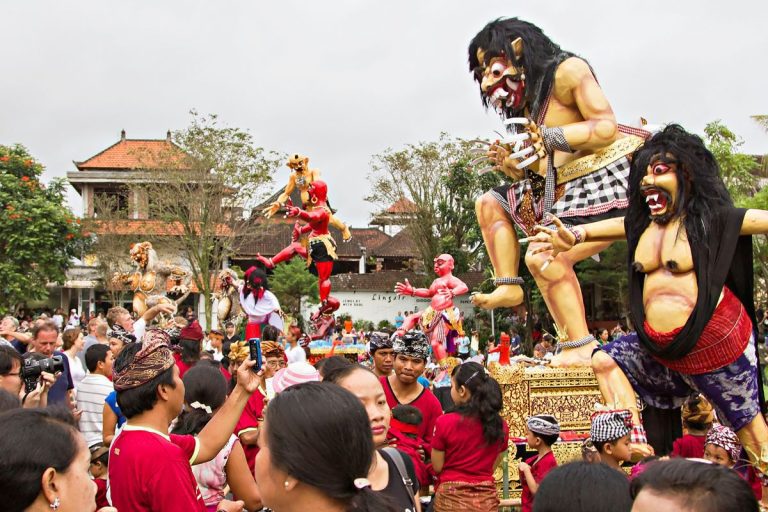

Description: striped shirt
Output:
[77,373,114,448]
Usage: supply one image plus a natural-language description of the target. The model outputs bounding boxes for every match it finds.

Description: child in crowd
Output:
[388,404,431,489]
[704,424,762,500]
[431,362,509,512]
[89,446,110,510]
[519,414,560,512]
[581,438,600,463]
[671,395,714,458]
[590,409,632,473]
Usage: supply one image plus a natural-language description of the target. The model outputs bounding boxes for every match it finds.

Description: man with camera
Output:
[0,345,57,408]
[28,319,74,408]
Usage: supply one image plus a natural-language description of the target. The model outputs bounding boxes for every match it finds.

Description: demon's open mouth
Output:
[487,76,524,111]
[641,186,674,222]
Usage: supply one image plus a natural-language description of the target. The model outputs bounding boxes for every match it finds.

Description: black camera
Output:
[22,356,65,393]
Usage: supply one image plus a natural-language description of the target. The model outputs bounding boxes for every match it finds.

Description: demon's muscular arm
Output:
[741,209,768,235]
[552,58,618,150]
[263,174,297,218]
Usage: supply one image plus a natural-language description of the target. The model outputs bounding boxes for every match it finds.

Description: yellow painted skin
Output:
[472,39,623,367]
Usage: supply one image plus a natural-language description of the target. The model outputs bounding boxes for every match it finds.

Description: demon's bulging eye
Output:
[490,62,506,78]
[653,163,670,175]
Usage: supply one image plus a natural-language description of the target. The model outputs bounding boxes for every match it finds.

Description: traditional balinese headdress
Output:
[392,330,429,361]
[706,424,741,462]
[590,409,632,443]
[113,329,175,391]
[527,414,560,436]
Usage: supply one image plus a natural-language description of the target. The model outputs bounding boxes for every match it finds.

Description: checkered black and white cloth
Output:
[590,409,632,443]
[490,154,630,235]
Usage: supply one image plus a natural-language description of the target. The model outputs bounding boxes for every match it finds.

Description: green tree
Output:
[269,257,319,315]
[704,120,758,201]
[132,112,282,329]
[367,133,503,278]
[0,144,85,313]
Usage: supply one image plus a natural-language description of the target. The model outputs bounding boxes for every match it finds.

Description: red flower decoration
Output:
[65,233,74,240]
[21,176,30,182]
[0,156,9,162]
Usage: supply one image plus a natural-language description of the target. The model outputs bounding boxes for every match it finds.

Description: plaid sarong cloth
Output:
[433,480,499,512]
[491,155,630,236]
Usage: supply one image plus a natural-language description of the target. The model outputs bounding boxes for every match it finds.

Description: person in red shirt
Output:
[671,395,714,459]
[234,339,286,473]
[89,446,110,510]
[108,328,262,512]
[431,361,509,511]
[519,414,560,512]
[173,321,205,379]
[380,330,443,456]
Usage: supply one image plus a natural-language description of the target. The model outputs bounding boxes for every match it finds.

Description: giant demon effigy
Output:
[531,124,768,478]
[466,18,649,366]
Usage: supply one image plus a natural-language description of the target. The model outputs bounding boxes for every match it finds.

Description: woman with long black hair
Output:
[431,361,508,511]
[254,382,397,512]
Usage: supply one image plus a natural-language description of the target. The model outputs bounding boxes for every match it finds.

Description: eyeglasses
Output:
[265,360,286,369]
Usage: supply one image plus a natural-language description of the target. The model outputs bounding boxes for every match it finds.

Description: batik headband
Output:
[392,330,429,361]
[706,424,741,462]
[527,414,560,436]
[261,340,285,359]
[369,331,393,352]
[113,329,175,391]
[109,324,136,345]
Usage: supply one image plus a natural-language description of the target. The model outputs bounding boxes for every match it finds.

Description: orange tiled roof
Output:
[386,198,417,214]
[75,135,187,170]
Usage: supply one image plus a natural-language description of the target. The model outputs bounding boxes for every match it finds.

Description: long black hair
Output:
[626,124,733,247]
[451,361,504,445]
[265,382,396,512]
[468,18,579,120]
[172,362,227,436]
[0,408,81,512]
[533,461,632,512]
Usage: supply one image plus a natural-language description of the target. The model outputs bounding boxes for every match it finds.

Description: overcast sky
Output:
[2,1,766,227]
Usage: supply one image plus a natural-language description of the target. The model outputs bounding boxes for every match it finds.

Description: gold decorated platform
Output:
[489,363,601,501]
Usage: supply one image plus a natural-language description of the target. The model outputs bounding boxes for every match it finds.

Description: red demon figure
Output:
[257,180,339,338]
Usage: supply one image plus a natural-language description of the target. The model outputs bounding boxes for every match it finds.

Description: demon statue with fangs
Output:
[262,154,352,242]
[393,254,469,361]
[257,180,340,339]
[531,125,768,478]
[467,18,650,366]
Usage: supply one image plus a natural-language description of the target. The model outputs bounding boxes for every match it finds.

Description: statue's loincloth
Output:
[490,136,644,236]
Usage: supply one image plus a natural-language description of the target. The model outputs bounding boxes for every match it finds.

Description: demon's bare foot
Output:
[256,254,275,269]
[470,284,523,309]
[311,315,335,340]
[548,343,597,367]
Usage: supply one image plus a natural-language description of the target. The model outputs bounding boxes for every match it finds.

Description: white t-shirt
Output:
[77,373,114,448]
[286,345,307,365]
[65,352,86,388]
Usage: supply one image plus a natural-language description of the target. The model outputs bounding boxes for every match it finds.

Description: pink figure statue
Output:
[394,254,469,361]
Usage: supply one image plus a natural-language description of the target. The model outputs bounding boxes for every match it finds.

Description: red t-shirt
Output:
[520,450,558,512]
[235,389,266,472]
[109,425,205,512]
[93,478,108,509]
[432,413,509,486]
[671,434,706,459]
[381,375,443,453]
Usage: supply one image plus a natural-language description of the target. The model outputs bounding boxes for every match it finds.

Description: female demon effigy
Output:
[467,18,650,365]
[531,124,768,480]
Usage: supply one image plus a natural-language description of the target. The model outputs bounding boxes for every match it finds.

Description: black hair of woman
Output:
[533,461,632,512]
[451,361,504,445]
[172,363,227,436]
[264,382,397,511]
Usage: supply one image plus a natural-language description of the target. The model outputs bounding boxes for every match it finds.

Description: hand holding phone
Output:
[248,338,263,373]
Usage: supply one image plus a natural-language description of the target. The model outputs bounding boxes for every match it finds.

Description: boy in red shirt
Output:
[381,330,443,455]
[108,329,262,512]
[671,395,714,458]
[519,414,560,512]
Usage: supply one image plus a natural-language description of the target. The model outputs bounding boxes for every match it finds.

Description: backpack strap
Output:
[381,447,417,508]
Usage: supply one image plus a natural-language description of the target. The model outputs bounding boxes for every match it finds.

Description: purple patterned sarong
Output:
[600,333,759,431]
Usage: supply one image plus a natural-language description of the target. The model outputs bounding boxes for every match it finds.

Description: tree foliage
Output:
[131,112,282,328]
[0,144,85,313]
[269,257,319,315]
[704,120,758,202]
[367,133,503,278]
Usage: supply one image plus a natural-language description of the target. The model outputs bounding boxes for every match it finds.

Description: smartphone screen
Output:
[248,338,263,372]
